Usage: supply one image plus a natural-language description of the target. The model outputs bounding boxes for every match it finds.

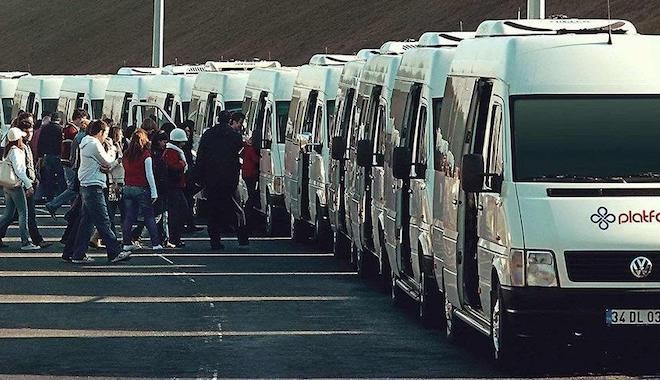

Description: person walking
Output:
[195,111,247,249]
[106,124,125,234]
[122,128,162,251]
[163,128,188,248]
[242,128,261,231]
[37,111,66,201]
[0,127,41,250]
[69,120,131,264]
[45,108,89,218]
[180,120,202,233]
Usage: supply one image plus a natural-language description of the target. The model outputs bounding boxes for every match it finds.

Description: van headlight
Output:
[526,250,558,287]
[507,249,558,287]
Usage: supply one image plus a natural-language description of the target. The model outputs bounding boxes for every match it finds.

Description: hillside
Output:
[1,0,659,74]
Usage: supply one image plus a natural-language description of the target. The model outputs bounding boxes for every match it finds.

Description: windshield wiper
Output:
[622,172,660,182]
[528,175,626,183]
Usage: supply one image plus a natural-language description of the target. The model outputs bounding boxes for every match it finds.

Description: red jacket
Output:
[241,142,260,180]
[163,147,187,189]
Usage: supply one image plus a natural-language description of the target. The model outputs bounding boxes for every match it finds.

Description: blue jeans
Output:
[72,186,121,260]
[0,187,30,245]
[46,166,77,211]
[122,186,161,246]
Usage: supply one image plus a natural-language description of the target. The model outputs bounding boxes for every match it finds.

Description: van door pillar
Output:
[527,0,545,19]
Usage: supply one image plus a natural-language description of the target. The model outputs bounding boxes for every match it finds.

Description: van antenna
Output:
[518,7,521,19]
[460,21,464,32]
[607,0,613,45]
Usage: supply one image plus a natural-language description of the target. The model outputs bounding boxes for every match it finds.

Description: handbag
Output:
[0,157,20,188]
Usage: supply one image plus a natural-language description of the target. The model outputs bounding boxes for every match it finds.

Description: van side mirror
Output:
[392,147,412,179]
[331,136,346,160]
[356,139,373,167]
[462,154,485,192]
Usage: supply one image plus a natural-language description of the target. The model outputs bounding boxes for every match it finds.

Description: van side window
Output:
[436,77,478,173]
[413,105,428,165]
[402,84,422,143]
[275,101,290,144]
[302,91,318,135]
[206,93,217,128]
[375,104,386,154]
[485,103,503,189]
[312,104,323,145]
[339,89,355,139]
[263,105,273,143]
[391,83,410,137]
[326,100,335,143]
[76,93,85,109]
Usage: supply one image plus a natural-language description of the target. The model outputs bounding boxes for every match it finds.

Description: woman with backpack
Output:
[163,128,188,248]
[0,126,41,250]
[121,128,162,251]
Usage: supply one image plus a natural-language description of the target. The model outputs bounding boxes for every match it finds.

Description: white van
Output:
[393,19,660,362]
[12,76,64,120]
[57,75,110,120]
[327,50,379,257]
[342,41,417,272]
[102,74,155,127]
[0,72,30,136]
[241,67,299,236]
[383,32,474,324]
[189,71,250,150]
[284,54,359,244]
[139,74,197,126]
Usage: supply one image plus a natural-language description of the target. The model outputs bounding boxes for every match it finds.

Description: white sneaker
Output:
[110,251,131,263]
[21,243,41,251]
[152,245,164,251]
[123,244,140,251]
[72,256,95,264]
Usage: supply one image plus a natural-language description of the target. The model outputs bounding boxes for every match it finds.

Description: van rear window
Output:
[2,98,13,125]
[512,96,660,182]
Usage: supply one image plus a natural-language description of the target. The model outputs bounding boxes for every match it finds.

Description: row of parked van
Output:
[0,60,281,141]
[237,17,660,364]
[4,17,660,363]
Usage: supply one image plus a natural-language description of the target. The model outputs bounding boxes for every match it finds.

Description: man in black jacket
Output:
[37,111,66,200]
[195,111,246,250]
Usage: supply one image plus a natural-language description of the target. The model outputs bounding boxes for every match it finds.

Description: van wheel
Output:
[491,283,518,367]
[291,217,310,243]
[419,275,438,328]
[445,298,463,343]
[356,247,369,278]
[391,271,404,306]
[314,207,333,250]
[333,231,350,259]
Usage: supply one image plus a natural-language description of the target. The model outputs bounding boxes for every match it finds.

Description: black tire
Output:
[356,246,367,278]
[491,282,518,367]
[445,297,464,343]
[391,271,405,306]
[291,217,310,243]
[314,206,333,251]
[333,231,351,259]
[419,275,440,328]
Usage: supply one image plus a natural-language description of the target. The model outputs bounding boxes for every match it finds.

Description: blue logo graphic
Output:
[591,207,616,231]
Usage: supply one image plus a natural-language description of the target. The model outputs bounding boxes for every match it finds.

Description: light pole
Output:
[527,0,545,19]
[152,0,164,68]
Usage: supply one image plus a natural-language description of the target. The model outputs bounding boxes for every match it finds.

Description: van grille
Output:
[564,251,660,282]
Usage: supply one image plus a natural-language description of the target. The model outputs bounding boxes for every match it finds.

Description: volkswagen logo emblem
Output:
[630,256,653,279]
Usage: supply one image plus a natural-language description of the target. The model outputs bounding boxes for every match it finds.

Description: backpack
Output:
[60,124,78,167]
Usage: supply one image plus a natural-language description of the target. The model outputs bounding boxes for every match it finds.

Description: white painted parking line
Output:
[0,236,290,241]
[79,265,207,269]
[0,328,366,339]
[0,271,357,277]
[0,295,355,303]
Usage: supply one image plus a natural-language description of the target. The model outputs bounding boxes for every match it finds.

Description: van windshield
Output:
[512,96,660,183]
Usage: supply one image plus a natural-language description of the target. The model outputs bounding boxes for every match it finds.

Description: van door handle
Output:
[478,204,484,211]
[420,183,426,190]
[452,199,458,206]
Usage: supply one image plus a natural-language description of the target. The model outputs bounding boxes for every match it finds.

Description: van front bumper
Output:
[501,286,660,341]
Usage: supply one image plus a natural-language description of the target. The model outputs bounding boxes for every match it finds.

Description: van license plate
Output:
[606,309,660,325]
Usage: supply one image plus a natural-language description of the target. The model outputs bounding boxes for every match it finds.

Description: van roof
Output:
[148,75,197,102]
[116,67,161,75]
[193,71,250,102]
[475,18,637,37]
[0,72,30,79]
[397,46,459,99]
[418,31,475,47]
[307,54,358,66]
[161,64,206,75]
[60,75,110,100]
[245,67,300,101]
[106,75,154,99]
[0,76,26,98]
[294,64,344,100]
[16,76,65,99]
[204,60,281,72]
[360,53,404,91]
[338,60,367,89]
[450,32,660,95]
[379,40,418,54]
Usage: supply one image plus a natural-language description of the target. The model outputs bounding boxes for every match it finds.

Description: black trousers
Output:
[206,188,246,246]
[167,189,187,244]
